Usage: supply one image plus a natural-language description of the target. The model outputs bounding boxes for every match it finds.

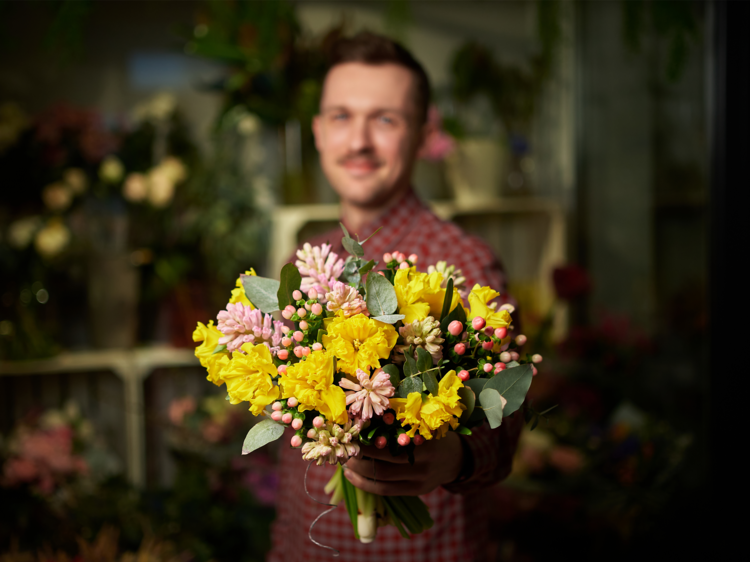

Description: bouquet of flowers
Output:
[193,226,542,543]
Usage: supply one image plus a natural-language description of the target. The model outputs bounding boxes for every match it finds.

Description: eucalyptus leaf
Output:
[381,364,401,387]
[242,419,285,455]
[372,314,405,324]
[457,386,476,424]
[339,222,351,239]
[506,360,520,368]
[484,364,533,417]
[277,263,302,310]
[422,370,439,395]
[342,237,365,258]
[360,226,383,245]
[366,273,398,316]
[242,275,280,313]
[479,388,505,429]
[440,277,454,321]
[416,347,432,374]
[212,344,227,355]
[398,376,422,398]
[465,377,488,396]
[404,353,418,378]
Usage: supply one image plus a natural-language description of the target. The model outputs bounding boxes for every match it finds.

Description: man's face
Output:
[313,62,425,209]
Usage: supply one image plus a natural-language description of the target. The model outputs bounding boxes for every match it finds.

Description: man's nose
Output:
[348,116,373,153]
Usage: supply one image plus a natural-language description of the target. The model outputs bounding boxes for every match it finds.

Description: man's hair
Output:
[324,31,431,125]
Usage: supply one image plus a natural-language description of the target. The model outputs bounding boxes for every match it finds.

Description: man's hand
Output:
[343,431,464,496]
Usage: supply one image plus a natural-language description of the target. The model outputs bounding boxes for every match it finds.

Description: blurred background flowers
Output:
[0,1,712,560]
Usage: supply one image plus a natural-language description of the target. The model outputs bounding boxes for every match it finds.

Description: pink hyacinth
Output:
[339,368,395,421]
[325,280,369,317]
[217,303,284,354]
[295,243,345,303]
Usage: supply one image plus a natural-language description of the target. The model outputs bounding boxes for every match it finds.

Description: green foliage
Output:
[479,388,506,429]
[457,386,476,424]
[276,263,301,309]
[241,275,280,313]
[381,363,401,387]
[340,468,360,539]
[241,419,285,455]
[483,363,533,418]
[422,370,439,395]
[440,278,454,321]
[415,347,432,373]
[372,314,405,324]
[366,273,398,317]
[398,376,422,398]
[440,300,466,334]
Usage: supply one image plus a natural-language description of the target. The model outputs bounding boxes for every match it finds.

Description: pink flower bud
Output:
[383,253,393,263]
[307,428,317,439]
[293,290,303,301]
[494,327,508,340]
[454,343,466,355]
[413,434,425,446]
[282,337,292,347]
[399,262,409,270]
[277,349,289,360]
[303,347,311,356]
[484,327,494,336]
[293,331,304,342]
[272,401,283,411]
[290,435,302,447]
[308,288,318,299]
[313,416,325,428]
[472,317,486,330]
[382,412,395,425]
[281,309,292,320]
[458,370,470,382]
[305,303,311,311]
[500,351,512,363]
[285,305,296,314]
[287,397,299,407]
[483,363,493,373]
[515,334,527,346]
[374,436,388,449]
[494,362,506,374]
[510,351,520,362]
[282,413,293,424]
[397,433,411,446]
[281,325,291,334]
[532,365,538,376]
[408,253,418,264]
[448,320,463,336]
[271,411,283,421]
[299,320,309,331]
[291,418,303,430]
[378,271,385,276]
[293,346,303,358]
[394,252,404,263]
[482,340,494,351]
[277,365,287,375]
[297,308,307,318]
[532,354,543,364]
[311,303,323,316]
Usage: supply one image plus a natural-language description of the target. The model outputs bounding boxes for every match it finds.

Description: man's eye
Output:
[331,113,348,121]
[379,115,396,125]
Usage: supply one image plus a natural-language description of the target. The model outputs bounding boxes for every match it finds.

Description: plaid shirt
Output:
[267,189,523,562]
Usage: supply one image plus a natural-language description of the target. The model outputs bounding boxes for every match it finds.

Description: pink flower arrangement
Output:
[217,303,285,354]
[325,280,369,317]
[295,243,345,301]
[339,368,395,421]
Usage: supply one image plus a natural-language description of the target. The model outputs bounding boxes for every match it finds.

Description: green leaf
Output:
[416,347,432,374]
[372,314,405,324]
[367,426,380,440]
[342,258,360,286]
[398,376,422,398]
[242,274,280,313]
[339,222,350,239]
[440,277,454,321]
[403,352,418,378]
[340,467,360,539]
[479,388,505,429]
[366,273,398,316]
[484,363,533,417]
[455,426,473,435]
[381,364,401,387]
[457,386,476,424]
[242,419,285,455]
[212,344,227,355]
[383,498,410,539]
[464,377,488,396]
[358,259,376,276]
[422,370,438,395]
[360,226,382,245]
[440,298,466,333]
[276,263,302,310]
[316,329,326,343]
[506,360,520,369]
[342,237,365,258]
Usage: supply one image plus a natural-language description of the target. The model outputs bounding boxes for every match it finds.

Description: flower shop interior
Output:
[0,1,727,560]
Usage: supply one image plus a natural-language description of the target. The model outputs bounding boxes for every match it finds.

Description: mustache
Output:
[336,151,383,166]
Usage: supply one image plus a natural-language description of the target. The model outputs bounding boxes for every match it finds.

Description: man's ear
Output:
[415,119,437,159]
[312,114,323,152]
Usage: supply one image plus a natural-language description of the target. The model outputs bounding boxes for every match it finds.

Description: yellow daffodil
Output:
[468,284,512,330]
[193,320,229,385]
[278,350,348,424]
[390,370,465,440]
[219,343,279,416]
[393,267,461,324]
[322,314,397,376]
[229,269,256,307]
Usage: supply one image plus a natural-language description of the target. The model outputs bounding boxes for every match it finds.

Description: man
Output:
[267,32,522,561]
